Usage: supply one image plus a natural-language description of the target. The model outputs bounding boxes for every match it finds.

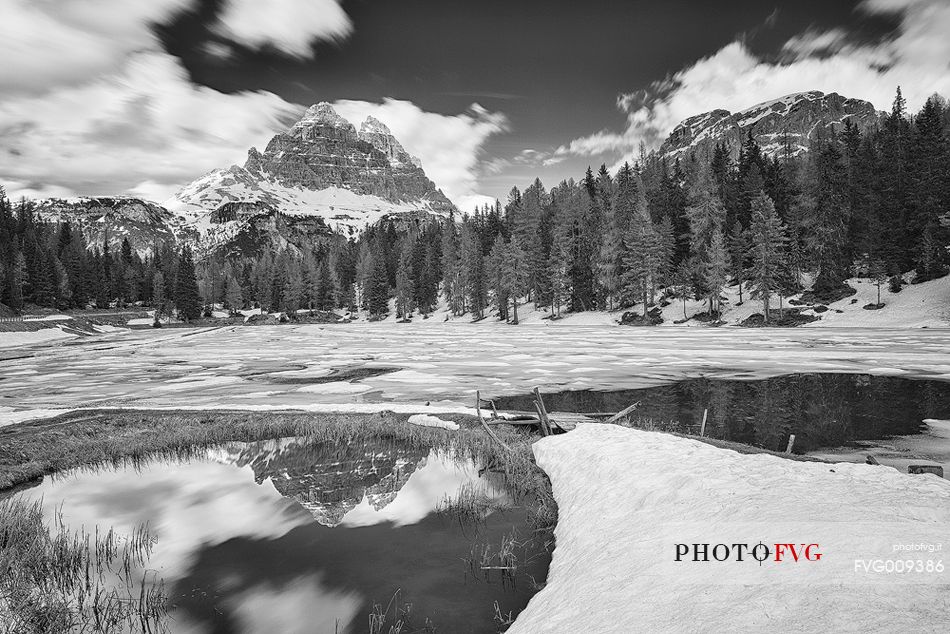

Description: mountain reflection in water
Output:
[17,437,546,633]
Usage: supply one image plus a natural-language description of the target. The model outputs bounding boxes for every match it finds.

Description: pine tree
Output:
[314,260,336,311]
[459,222,487,318]
[395,243,414,320]
[441,217,462,314]
[673,260,693,320]
[224,273,243,311]
[687,161,727,313]
[706,228,729,315]
[365,252,390,318]
[748,192,787,323]
[869,257,887,307]
[281,259,304,313]
[727,221,749,303]
[174,247,202,321]
[486,234,510,321]
[505,238,530,323]
[152,271,166,321]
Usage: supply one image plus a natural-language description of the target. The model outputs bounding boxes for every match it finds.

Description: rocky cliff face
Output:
[241,103,452,210]
[658,91,883,161]
[168,102,456,246]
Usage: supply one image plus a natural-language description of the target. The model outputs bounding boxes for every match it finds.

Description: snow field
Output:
[511,424,950,633]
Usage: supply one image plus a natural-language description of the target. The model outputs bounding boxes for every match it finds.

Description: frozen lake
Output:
[2,323,950,425]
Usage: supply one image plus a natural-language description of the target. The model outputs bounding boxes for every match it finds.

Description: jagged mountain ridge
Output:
[658,90,883,161]
[33,103,457,257]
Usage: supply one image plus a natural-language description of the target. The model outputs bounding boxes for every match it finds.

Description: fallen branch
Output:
[476,390,511,452]
[606,401,640,424]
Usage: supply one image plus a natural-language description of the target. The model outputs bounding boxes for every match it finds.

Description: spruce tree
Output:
[224,273,243,312]
[727,221,749,303]
[152,271,166,321]
[395,244,414,320]
[748,192,787,323]
[174,247,202,321]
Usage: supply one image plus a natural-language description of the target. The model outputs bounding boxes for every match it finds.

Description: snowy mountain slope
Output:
[659,90,883,160]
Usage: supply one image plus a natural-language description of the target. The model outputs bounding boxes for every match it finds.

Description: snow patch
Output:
[407,414,459,431]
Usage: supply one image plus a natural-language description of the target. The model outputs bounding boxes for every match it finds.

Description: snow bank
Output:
[22,314,71,322]
[0,407,73,428]
[407,414,459,431]
[511,424,950,633]
[0,328,76,348]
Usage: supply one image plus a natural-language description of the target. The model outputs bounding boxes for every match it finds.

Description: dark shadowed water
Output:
[494,373,950,453]
[15,437,550,633]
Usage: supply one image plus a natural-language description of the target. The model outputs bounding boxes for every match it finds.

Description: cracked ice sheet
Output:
[1,323,950,425]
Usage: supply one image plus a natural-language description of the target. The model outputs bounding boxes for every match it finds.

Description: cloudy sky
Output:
[1,0,948,211]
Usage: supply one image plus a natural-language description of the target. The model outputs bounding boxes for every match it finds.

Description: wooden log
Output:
[533,387,555,435]
[476,390,511,452]
[534,401,551,436]
[785,434,796,454]
[700,409,708,437]
[908,464,943,477]
[606,401,640,424]
[485,418,541,426]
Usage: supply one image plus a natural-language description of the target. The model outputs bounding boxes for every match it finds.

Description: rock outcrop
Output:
[658,91,883,161]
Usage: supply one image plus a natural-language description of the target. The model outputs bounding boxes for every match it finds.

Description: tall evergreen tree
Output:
[748,192,788,323]
[175,247,202,321]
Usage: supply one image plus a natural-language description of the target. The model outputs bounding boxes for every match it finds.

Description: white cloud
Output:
[332,99,509,209]
[559,0,950,165]
[0,0,195,93]
[212,0,352,58]
[0,53,303,198]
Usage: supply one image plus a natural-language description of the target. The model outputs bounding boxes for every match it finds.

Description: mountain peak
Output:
[290,102,354,135]
[358,116,422,168]
[360,115,392,136]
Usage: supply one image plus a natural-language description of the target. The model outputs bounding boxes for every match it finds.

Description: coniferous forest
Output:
[1,90,948,324]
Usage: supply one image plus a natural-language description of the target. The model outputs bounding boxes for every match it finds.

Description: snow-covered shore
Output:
[511,424,950,633]
[365,272,950,329]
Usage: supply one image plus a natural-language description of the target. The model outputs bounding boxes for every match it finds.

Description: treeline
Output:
[2,88,948,323]
[0,195,202,319]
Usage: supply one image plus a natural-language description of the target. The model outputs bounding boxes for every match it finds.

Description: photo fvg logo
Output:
[675,543,822,563]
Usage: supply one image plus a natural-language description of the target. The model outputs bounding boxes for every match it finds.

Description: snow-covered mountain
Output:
[166,102,456,244]
[658,90,883,161]
[34,103,457,257]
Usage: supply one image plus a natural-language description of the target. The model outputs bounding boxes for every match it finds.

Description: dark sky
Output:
[156,0,896,202]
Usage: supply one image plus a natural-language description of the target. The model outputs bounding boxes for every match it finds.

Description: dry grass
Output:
[0,498,167,634]
[0,408,557,527]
